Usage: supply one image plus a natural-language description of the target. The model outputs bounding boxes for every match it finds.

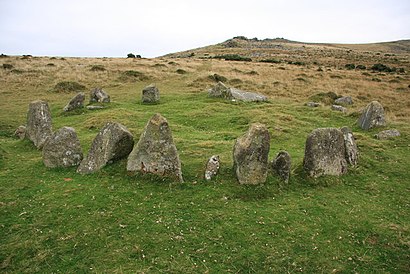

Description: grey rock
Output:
[77,122,134,174]
[42,127,83,168]
[335,96,353,105]
[90,88,110,103]
[303,128,348,177]
[375,129,400,140]
[331,104,347,113]
[272,151,291,183]
[204,155,220,180]
[26,100,53,149]
[142,84,160,103]
[127,113,183,182]
[306,102,320,107]
[63,92,85,112]
[233,123,270,184]
[208,82,267,102]
[14,125,26,140]
[357,101,386,130]
[86,105,104,110]
[340,126,358,166]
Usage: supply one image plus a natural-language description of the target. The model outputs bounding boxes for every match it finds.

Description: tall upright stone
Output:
[26,100,53,149]
[233,123,270,185]
[357,101,386,130]
[142,84,160,103]
[127,113,183,182]
[42,127,83,168]
[303,128,348,177]
[77,122,134,174]
[63,92,85,112]
[340,126,358,166]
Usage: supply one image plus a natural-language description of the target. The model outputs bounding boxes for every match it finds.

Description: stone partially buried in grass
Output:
[26,100,53,149]
[90,88,110,103]
[374,129,400,140]
[14,125,26,140]
[208,81,267,102]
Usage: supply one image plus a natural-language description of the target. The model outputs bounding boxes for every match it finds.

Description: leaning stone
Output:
[357,101,386,130]
[340,126,358,166]
[63,92,85,112]
[331,104,347,113]
[86,105,104,110]
[14,125,26,140]
[42,127,83,168]
[89,88,110,103]
[303,128,348,177]
[77,122,134,174]
[208,82,267,102]
[272,151,291,183]
[374,129,400,140]
[335,96,353,105]
[204,155,220,180]
[233,123,270,184]
[142,84,160,103]
[306,102,320,107]
[208,81,234,99]
[26,100,53,149]
[127,113,183,182]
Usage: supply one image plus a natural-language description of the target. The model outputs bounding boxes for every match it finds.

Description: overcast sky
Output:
[1,0,409,58]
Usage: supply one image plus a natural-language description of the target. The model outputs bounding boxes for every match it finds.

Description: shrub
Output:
[356,65,366,70]
[136,55,142,58]
[371,63,393,72]
[260,59,281,64]
[345,64,355,70]
[120,70,149,81]
[213,54,252,62]
[176,69,187,74]
[53,81,86,93]
[90,65,106,72]
[3,64,13,69]
[46,63,55,67]
[310,91,340,105]
[127,53,136,58]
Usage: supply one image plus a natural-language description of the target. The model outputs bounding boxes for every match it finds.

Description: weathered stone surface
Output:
[233,123,270,184]
[86,105,104,110]
[204,155,220,180]
[89,88,110,103]
[208,82,267,102]
[335,96,353,105]
[303,128,348,177]
[142,84,160,103]
[357,101,386,130]
[26,100,53,149]
[14,125,26,140]
[77,122,134,174]
[340,126,358,166]
[331,104,347,113]
[127,113,183,182]
[63,92,85,112]
[306,102,320,107]
[272,151,291,183]
[42,127,83,168]
[375,129,400,140]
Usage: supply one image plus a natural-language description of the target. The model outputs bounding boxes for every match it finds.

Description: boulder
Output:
[272,151,291,183]
[42,127,83,168]
[25,100,53,149]
[375,129,400,140]
[89,88,110,103]
[306,102,320,107]
[14,125,26,140]
[204,155,220,180]
[63,92,85,112]
[77,122,134,174]
[233,123,270,184]
[331,104,347,113]
[357,101,386,130]
[208,82,267,102]
[127,113,183,182]
[303,128,348,177]
[142,84,160,103]
[340,126,358,166]
[335,96,353,105]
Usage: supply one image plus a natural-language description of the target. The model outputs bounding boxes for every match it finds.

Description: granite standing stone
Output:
[26,100,53,149]
[63,92,85,112]
[340,126,358,166]
[272,151,291,183]
[357,101,386,130]
[204,155,220,180]
[142,84,160,103]
[90,88,110,103]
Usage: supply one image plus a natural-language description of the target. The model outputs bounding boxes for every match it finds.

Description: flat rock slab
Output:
[332,105,347,113]
[357,101,386,130]
[375,129,400,140]
[208,82,267,102]
[26,100,53,149]
[86,105,105,110]
[306,102,320,107]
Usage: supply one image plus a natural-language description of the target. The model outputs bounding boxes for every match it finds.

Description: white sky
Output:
[1,0,409,57]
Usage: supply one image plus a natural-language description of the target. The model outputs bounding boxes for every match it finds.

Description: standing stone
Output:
[42,127,83,168]
[340,126,358,166]
[335,96,353,105]
[142,84,160,103]
[272,151,291,183]
[26,100,53,149]
[374,129,400,140]
[89,88,110,103]
[204,155,220,180]
[14,125,26,140]
[77,122,134,174]
[127,113,183,182]
[63,92,85,112]
[233,123,270,185]
[331,105,347,113]
[357,101,386,130]
[303,128,348,177]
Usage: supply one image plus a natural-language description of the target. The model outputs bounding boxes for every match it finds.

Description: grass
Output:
[0,51,409,272]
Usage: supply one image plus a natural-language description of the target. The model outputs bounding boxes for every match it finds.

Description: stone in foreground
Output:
[204,155,220,180]
[375,129,400,140]
[340,126,358,166]
[303,128,348,177]
[63,92,85,112]
[272,151,291,183]
[127,113,183,182]
[42,127,83,168]
[14,125,26,140]
[142,84,160,103]
[89,88,110,103]
[233,123,270,184]
[357,101,386,130]
[77,122,134,174]
[335,96,353,105]
[26,100,53,149]
[208,82,267,102]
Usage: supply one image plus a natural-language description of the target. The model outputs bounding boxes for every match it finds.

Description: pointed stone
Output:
[340,126,358,166]
[63,92,85,112]
[357,101,386,130]
[26,100,53,149]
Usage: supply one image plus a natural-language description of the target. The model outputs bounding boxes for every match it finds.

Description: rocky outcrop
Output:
[25,100,53,149]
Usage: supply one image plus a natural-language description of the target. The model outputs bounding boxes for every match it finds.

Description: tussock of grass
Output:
[53,81,86,93]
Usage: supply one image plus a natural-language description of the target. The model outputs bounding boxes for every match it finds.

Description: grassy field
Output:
[1,42,410,272]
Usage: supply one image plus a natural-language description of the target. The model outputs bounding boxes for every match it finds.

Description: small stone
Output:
[25,100,53,149]
[331,105,347,113]
[142,84,160,103]
[63,92,85,112]
[86,105,104,110]
[340,126,358,166]
[272,151,291,183]
[306,102,320,107]
[335,96,353,105]
[204,155,220,180]
[357,101,386,130]
[14,125,26,140]
[89,88,110,103]
[374,129,400,140]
